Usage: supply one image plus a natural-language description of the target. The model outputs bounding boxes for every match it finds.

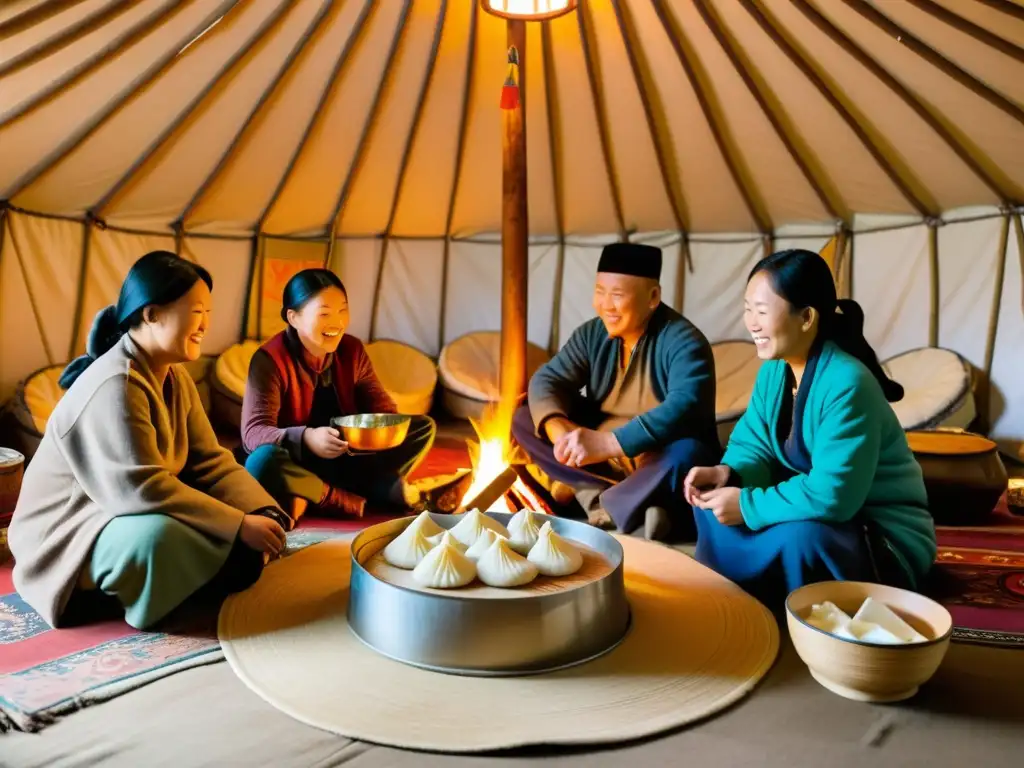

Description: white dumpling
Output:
[507,508,530,535]
[412,532,477,589]
[476,537,538,588]
[408,510,444,538]
[527,521,583,577]
[508,509,544,555]
[426,530,468,552]
[465,529,507,561]
[383,520,434,570]
[448,508,510,547]
[507,508,552,534]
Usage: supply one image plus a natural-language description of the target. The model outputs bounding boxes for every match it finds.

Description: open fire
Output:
[414,402,552,516]
[459,402,514,511]
[454,402,551,516]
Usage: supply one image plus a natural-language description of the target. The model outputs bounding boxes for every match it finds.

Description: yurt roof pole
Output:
[255,0,379,234]
[577,3,626,241]
[841,0,1024,126]
[692,0,845,224]
[1,0,209,199]
[651,0,772,234]
[0,0,181,129]
[89,0,295,221]
[738,0,934,218]
[439,1,481,355]
[609,0,694,311]
[611,0,694,233]
[0,0,134,78]
[541,21,568,355]
[368,0,450,343]
[327,0,414,282]
[0,0,85,37]
[975,0,1024,22]
[796,0,1021,205]
[174,0,336,232]
[908,0,1024,64]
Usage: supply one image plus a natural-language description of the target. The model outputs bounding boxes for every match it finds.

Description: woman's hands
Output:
[683,464,731,505]
[240,514,287,557]
[302,426,348,459]
[695,487,744,526]
[683,465,744,526]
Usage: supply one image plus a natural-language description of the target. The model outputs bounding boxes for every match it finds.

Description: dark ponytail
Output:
[59,251,213,390]
[748,249,903,402]
[280,268,346,323]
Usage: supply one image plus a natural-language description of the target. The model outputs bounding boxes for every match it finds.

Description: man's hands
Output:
[302,426,348,459]
[545,417,622,468]
[543,416,577,445]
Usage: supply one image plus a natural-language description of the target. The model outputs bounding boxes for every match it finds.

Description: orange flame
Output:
[459,400,515,511]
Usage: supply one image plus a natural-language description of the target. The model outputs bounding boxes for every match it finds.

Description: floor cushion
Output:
[364,340,437,415]
[438,332,551,420]
[210,341,262,431]
[882,347,976,431]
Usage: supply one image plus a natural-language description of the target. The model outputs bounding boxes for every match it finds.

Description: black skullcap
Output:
[596,242,662,280]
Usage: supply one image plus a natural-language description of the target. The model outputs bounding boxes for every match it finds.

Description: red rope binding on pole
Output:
[500,45,520,110]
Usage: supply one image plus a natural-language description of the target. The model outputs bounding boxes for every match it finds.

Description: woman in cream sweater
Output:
[9,251,291,629]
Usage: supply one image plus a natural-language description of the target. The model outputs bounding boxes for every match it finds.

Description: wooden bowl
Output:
[786,581,952,703]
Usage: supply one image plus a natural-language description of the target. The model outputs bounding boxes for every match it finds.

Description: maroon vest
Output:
[259,330,365,428]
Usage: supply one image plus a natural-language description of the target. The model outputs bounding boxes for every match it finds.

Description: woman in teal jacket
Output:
[684,249,936,604]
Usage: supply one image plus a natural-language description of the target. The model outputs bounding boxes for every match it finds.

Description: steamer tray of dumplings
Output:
[348,509,630,676]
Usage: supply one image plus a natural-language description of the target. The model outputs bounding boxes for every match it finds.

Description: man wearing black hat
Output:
[511,242,720,541]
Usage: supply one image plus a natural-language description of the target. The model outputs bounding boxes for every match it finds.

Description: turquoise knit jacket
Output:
[722,340,936,587]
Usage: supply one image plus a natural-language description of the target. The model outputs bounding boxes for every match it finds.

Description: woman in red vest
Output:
[241,269,435,519]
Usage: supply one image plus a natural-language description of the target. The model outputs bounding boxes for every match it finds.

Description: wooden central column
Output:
[499,19,529,427]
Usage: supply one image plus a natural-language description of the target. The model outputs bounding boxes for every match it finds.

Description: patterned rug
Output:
[929,496,1024,648]
[0,436,471,733]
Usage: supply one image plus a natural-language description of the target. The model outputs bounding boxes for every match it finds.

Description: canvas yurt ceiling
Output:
[0,0,1022,454]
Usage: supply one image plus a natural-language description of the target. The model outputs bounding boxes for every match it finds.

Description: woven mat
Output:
[218,536,780,753]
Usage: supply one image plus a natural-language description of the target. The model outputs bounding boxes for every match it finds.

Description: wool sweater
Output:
[240,329,396,459]
[722,340,936,586]
[8,334,279,628]
[528,303,719,457]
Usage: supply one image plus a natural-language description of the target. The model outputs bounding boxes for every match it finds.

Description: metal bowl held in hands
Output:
[331,413,410,451]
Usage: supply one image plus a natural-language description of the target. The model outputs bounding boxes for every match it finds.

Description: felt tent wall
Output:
[0,0,1022,458]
